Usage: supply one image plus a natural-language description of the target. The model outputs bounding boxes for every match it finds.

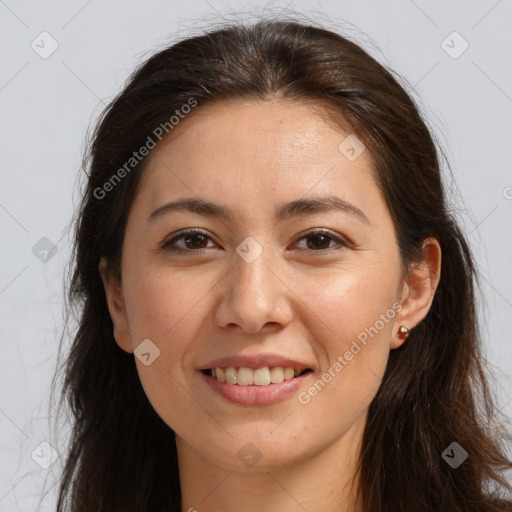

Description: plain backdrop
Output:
[1,0,511,509]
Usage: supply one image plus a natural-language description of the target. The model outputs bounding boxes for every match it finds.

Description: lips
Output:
[200,367,313,405]
[198,353,315,404]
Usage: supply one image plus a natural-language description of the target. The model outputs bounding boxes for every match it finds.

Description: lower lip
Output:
[200,371,312,405]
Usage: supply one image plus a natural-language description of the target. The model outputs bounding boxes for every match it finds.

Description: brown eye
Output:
[182,233,209,250]
[161,229,216,252]
[305,233,333,250]
[161,228,349,254]
[294,230,349,252]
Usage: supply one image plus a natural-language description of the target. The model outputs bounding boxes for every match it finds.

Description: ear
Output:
[392,237,442,349]
[99,256,134,353]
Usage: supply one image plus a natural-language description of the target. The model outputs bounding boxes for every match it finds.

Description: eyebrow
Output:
[147,195,370,225]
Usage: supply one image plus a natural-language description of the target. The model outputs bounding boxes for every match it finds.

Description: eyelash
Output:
[160,228,350,254]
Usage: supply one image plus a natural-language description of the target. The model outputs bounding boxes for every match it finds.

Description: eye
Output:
[160,229,216,252]
[160,228,349,254]
[293,229,349,252]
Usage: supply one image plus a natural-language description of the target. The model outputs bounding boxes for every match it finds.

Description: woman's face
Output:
[105,99,411,471]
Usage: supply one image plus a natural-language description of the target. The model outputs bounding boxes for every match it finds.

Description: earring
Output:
[397,325,410,339]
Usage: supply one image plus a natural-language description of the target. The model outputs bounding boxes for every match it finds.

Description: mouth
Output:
[200,366,314,386]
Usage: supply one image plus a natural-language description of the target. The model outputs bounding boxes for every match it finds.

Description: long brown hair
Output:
[52,18,512,511]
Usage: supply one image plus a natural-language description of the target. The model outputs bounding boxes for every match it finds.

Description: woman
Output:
[53,18,512,511]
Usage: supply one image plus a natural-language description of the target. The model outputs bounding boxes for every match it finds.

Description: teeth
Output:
[269,366,284,383]
[208,366,306,385]
[225,366,237,384]
[237,367,254,385]
[254,367,271,386]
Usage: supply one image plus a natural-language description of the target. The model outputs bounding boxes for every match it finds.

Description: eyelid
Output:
[291,227,351,250]
[160,228,214,251]
[160,227,351,253]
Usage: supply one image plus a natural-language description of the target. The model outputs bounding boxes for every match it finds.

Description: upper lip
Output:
[199,354,313,372]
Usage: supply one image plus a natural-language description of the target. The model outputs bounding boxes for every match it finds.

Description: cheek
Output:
[296,258,400,345]
[123,269,219,428]
[124,268,218,345]
[125,253,400,382]
[293,260,399,405]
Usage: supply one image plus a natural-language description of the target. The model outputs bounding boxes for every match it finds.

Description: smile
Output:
[202,366,313,386]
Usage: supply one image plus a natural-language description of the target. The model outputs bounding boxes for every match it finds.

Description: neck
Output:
[177,413,366,512]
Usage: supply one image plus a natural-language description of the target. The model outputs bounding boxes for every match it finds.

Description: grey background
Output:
[1,0,511,509]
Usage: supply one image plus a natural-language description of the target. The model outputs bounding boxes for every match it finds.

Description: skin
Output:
[100,99,441,512]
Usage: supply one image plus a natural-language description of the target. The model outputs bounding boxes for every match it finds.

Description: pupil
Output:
[186,234,206,249]
[308,234,330,250]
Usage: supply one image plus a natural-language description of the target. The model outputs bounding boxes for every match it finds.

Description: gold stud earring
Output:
[397,325,410,339]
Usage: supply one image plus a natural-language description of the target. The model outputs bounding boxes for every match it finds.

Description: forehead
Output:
[148,98,353,169]
[133,99,385,224]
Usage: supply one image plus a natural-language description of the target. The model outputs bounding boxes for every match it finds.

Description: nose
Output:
[214,246,293,334]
